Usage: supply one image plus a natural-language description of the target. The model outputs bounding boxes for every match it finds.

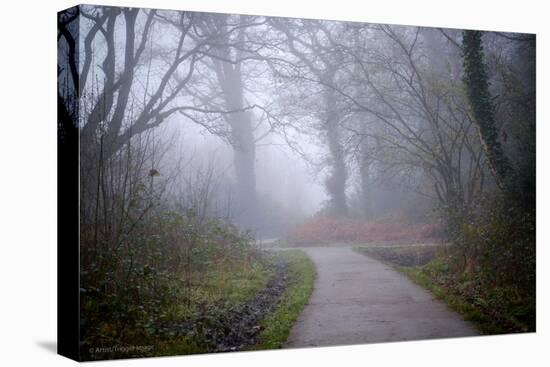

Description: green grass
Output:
[398,264,499,334]
[252,250,316,350]
[355,245,533,334]
[154,260,274,356]
[196,261,274,304]
[157,250,316,355]
[399,258,534,334]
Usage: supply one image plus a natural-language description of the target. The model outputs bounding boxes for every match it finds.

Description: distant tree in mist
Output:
[187,13,263,229]
[270,19,350,217]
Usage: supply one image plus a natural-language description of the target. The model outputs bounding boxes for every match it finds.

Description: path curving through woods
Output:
[285,246,478,348]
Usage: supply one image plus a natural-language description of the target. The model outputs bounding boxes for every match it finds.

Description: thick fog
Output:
[158,117,328,237]
[57,5,535,239]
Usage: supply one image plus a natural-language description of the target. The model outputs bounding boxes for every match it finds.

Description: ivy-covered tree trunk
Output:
[462,30,513,191]
[323,80,348,217]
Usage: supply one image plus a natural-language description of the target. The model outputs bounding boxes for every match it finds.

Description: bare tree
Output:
[189,14,262,229]
[329,25,488,212]
[270,18,350,216]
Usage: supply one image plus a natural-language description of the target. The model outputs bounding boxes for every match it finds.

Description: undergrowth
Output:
[356,244,535,334]
[253,250,316,349]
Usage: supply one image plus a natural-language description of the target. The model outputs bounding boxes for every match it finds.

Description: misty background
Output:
[58,6,536,240]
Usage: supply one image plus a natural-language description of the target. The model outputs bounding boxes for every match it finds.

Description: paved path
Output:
[285,246,478,348]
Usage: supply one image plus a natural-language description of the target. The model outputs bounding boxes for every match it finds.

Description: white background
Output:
[0,0,547,365]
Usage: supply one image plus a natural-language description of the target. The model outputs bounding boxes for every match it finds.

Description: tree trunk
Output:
[462,30,513,191]
[227,110,257,230]
[323,84,348,217]
[210,21,258,230]
[359,125,370,219]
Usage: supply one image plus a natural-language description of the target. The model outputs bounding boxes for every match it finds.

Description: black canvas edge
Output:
[57,4,81,362]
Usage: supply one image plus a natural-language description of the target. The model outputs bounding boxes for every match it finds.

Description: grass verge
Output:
[153,260,273,356]
[399,258,534,334]
[398,263,498,334]
[252,250,316,349]
[156,250,316,355]
[355,245,533,335]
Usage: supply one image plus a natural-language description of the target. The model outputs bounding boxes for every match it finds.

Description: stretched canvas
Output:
[58,3,536,361]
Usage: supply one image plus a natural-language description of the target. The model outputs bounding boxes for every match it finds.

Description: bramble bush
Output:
[288,214,443,244]
[80,206,263,359]
[442,194,535,330]
[77,128,272,359]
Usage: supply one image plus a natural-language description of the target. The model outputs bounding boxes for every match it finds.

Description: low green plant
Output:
[253,250,316,349]
[79,207,268,360]
[359,243,535,334]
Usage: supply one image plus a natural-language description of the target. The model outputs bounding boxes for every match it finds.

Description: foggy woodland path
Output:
[285,247,478,347]
[58,6,535,356]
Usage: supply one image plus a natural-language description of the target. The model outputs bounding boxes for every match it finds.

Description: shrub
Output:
[79,207,262,360]
[288,214,442,244]
[447,195,535,299]
[431,194,536,332]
